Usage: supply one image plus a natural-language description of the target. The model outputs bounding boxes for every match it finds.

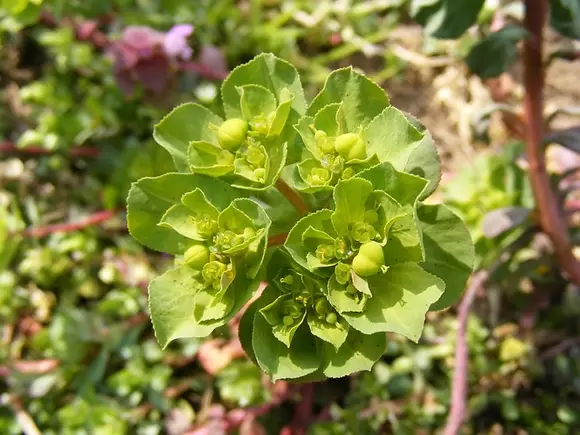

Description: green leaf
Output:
[356,163,428,206]
[411,0,486,39]
[218,202,254,234]
[148,266,214,348]
[269,88,295,137]
[307,68,390,131]
[550,0,580,39]
[238,84,278,122]
[188,141,234,176]
[370,190,406,245]
[351,272,372,296]
[342,263,445,342]
[322,329,386,378]
[331,178,374,237]
[466,26,528,79]
[150,263,261,348]
[154,103,223,172]
[307,312,349,351]
[222,53,306,119]
[252,287,320,381]
[225,198,272,278]
[417,203,474,311]
[127,174,237,254]
[295,116,320,160]
[314,103,342,136]
[285,210,336,272]
[158,189,219,241]
[364,107,423,166]
[260,294,306,347]
[384,207,425,265]
[327,276,368,313]
[403,131,441,200]
[193,288,235,322]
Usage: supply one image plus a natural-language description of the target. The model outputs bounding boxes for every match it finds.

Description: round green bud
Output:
[243,227,256,240]
[334,133,366,161]
[315,130,335,154]
[334,262,351,285]
[253,168,266,181]
[184,244,210,269]
[346,283,358,294]
[325,312,337,324]
[218,118,248,151]
[352,241,385,277]
[314,130,327,142]
[314,298,328,316]
[283,315,294,326]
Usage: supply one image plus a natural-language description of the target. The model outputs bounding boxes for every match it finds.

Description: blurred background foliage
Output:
[1,0,580,434]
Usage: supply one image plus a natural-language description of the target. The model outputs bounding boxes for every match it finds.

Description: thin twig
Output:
[21,209,121,238]
[7,396,41,435]
[442,270,487,435]
[275,179,310,216]
[0,142,101,158]
[443,228,536,434]
[0,359,60,378]
[522,0,580,285]
[539,336,580,361]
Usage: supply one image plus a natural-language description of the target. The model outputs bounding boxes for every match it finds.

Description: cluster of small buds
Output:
[313,297,339,325]
[180,211,261,293]
[208,117,269,183]
[301,123,368,189]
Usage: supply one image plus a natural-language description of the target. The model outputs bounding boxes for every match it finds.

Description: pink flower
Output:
[121,26,165,57]
[163,24,194,60]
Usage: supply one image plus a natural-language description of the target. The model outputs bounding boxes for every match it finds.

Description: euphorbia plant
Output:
[127,53,474,381]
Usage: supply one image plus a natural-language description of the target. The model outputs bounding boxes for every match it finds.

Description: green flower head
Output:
[127,54,474,382]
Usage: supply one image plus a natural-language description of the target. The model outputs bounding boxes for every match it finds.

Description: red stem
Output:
[268,233,288,247]
[522,0,580,284]
[21,209,120,238]
[281,383,315,435]
[275,179,309,216]
[0,142,101,158]
[442,271,487,435]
